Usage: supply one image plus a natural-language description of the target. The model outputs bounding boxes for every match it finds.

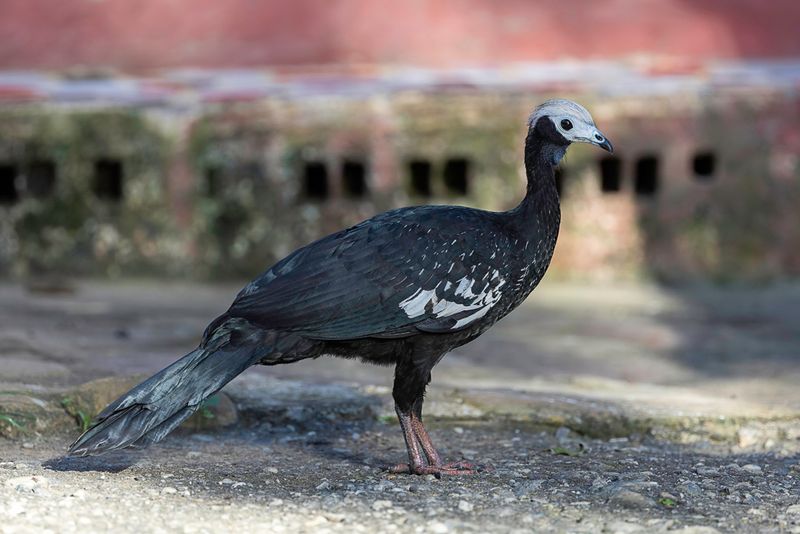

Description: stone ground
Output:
[1,280,800,533]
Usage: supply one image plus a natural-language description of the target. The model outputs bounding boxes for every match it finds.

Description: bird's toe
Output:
[441,460,476,470]
[387,462,412,474]
[386,462,478,477]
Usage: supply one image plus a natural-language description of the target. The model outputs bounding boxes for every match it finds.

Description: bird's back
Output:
[218,203,551,343]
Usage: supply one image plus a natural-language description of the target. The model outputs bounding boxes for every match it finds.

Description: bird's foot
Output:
[387,460,479,477]
[441,460,478,471]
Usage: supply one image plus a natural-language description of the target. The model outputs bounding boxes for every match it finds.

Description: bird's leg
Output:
[409,414,441,466]
[388,403,476,476]
[388,361,476,476]
[389,405,427,474]
[410,397,476,473]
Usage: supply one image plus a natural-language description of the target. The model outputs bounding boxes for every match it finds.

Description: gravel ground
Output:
[2,416,800,533]
[2,281,800,532]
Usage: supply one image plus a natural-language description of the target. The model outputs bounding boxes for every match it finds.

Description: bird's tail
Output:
[68,319,265,457]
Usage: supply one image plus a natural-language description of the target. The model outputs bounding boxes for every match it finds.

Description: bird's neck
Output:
[507,128,563,223]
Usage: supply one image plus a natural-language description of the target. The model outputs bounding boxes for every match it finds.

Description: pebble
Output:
[786,504,800,516]
[161,487,178,494]
[219,478,234,485]
[5,475,50,494]
[453,427,464,434]
[608,489,654,509]
[741,464,763,475]
[324,513,346,523]
[458,500,474,512]
[429,522,449,533]
[372,499,392,511]
[315,480,331,491]
[679,482,702,496]
[695,466,719,476]
[266,467,278,474]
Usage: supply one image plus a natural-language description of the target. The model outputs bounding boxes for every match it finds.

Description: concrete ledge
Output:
[3,374,799,455]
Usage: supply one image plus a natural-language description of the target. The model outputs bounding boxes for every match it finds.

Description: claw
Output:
[386,461,477,476]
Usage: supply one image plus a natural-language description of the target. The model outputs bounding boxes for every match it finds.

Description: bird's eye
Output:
[560,119,573,131]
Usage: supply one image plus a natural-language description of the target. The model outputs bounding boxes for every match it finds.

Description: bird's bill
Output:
[587,129,614,153]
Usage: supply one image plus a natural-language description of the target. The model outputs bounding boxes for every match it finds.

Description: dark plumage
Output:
[68,99,613,476]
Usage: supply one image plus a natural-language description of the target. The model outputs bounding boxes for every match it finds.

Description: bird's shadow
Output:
[40,384,396,474]
[41,425,396,475]
[43,451,142,473]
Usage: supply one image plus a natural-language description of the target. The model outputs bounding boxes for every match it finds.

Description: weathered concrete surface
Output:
[3,280,800,446]
[3,279,800,406]
[1,280,800,532]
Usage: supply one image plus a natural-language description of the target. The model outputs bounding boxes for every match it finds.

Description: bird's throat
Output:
[519,127,563,209]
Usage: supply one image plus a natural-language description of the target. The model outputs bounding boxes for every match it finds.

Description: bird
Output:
[67,99,613,476]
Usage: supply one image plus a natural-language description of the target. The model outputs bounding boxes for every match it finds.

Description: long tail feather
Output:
[68,321,264,457]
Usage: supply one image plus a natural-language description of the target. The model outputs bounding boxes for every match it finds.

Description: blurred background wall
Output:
[0,0,798,282]
[3,0,800,69]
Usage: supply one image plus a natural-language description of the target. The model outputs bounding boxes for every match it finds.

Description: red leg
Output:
[388,405,477,476]
[410,413,476,474]
[389,360,477,476]
[388,406,427,474]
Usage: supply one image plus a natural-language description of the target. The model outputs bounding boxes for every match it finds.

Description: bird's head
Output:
[528,99,613,165]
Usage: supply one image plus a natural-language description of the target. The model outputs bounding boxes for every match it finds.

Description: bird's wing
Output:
[226,208,512,340]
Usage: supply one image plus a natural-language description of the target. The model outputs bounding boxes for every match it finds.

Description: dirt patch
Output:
[2,418,799,533]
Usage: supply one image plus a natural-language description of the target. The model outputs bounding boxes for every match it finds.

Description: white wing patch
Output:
[397,288,437,318]
[398,270,506,329]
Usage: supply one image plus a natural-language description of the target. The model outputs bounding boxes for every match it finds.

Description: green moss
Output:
[61,397,93,433]
[0,107,179,279]
[0,413,23,429]
[658,497,677,508]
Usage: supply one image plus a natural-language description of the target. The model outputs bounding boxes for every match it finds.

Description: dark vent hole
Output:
[342,160,368,198]
[0,164,19,204]
[634,155,659,196]
[92,159,124,201]
[599,157,622,193]
[409,160,432,197]
[443,158,469,195]
[303,161,328,200]
[692,151,716,180]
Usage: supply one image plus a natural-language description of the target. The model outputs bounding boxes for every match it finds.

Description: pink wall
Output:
[1,0,798,71]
